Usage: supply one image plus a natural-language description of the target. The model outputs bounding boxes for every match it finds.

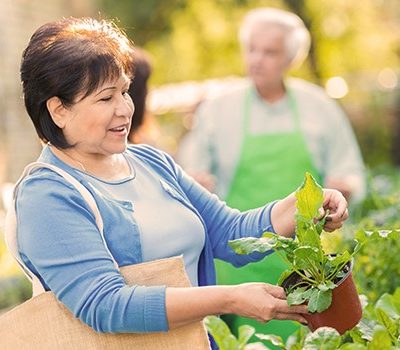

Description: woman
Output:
[16,17,347,345]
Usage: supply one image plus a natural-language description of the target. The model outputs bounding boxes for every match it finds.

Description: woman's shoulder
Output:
[127,144,172,166]
[15,167,87,212]
[126,144,178,179]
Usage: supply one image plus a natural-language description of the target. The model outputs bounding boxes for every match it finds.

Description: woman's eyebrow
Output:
[95,86,116,96]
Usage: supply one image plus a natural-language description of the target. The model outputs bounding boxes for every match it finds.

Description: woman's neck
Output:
[49,145,130,181]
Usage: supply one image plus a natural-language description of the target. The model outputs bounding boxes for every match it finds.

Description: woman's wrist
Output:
[270,193,296,237]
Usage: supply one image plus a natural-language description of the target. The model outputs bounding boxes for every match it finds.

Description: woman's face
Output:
[62,73,134,157]
[243,24,291,89]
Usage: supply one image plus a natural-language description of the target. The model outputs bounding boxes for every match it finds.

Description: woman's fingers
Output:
[264,284,286,299]
[271,297,308,314]
[274,312,308,324]
[321,189,348,231]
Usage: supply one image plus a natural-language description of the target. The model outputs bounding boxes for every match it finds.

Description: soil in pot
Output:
[282,260,362,335]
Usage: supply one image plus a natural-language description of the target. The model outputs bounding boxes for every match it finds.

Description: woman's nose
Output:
[116,94,134,117]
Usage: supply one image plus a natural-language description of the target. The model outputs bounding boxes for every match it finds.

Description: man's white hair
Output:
[239,7,311,67]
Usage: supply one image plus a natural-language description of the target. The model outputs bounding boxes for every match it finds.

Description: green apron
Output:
[215,86,321,346]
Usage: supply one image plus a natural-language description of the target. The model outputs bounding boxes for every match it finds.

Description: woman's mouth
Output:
[109,125,128,136]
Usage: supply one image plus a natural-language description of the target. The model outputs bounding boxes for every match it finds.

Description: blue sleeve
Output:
[164,155,277,267]
[16,173,168,333]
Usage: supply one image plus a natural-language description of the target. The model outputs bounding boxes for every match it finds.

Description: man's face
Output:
[243,24,291,89]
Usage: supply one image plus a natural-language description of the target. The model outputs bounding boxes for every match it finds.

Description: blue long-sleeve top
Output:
[16,144,275,334]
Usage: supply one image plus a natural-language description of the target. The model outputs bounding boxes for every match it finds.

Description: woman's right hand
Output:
[227,282,308,324]
[165,283,307,329]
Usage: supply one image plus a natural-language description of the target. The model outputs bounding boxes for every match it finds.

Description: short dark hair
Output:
[20,17,135,148]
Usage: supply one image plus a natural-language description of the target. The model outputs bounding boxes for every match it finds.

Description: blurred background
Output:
[1,0,400,313]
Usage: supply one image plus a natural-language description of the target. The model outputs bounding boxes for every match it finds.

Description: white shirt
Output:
[177,78,366,203]
[77,153,205,286]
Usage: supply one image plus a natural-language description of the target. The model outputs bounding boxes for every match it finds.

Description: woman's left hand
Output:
[321,189,348,232]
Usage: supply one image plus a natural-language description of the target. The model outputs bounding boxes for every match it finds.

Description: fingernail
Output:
[325,216,332,222]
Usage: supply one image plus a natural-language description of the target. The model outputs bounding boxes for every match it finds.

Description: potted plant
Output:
[228,173,362,334]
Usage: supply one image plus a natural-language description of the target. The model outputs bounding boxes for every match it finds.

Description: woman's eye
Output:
[100,96,112,102]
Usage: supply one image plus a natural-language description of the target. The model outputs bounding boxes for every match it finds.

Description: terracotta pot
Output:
[282,260,362,334]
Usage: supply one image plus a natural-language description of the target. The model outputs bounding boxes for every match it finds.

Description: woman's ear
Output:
[46,97,69,129]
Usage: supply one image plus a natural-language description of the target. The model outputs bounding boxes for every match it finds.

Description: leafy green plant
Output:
[204,315,268,350]
[346,287,400,349]
[205,315,343,350]
[206,287,400,349]
[349,228,400,303]
[342,167,400,303]
[228,173,358,313]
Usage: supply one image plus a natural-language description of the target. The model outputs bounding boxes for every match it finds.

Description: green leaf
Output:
[228,237,274,255]
[287,287,309,306]
[286,326,309,349]
[204,316,240,350]
[262,232,299,254]
[255,333,286,348]
[375,308,398,341]
[228,233,299,266]
[375,293,400,320]
[348,326,367,344]
[308,289,332,313]
[355,318,377,342]
[303,327,341,350]
[237,325,256,348]
[317,281,336,292]
[295,172,324,222]
[328,252,351,268]
[293,246,319,270]
[300,228,323,250]
[368,328,393,349]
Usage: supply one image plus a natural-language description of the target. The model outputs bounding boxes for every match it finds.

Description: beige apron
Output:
[0,162,210,350]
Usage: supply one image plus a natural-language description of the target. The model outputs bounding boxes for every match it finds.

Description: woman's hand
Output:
[228,283,308,324]
[271,188,348,237]
[321,189,348,232]
[165,283,307,329]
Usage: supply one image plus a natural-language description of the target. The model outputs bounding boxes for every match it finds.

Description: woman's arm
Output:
[165,283,308,329]
[17,174,168,333]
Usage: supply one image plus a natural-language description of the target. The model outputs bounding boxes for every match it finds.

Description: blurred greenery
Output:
[348,166,400,302]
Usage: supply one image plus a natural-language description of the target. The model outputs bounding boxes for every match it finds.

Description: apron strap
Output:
[5,162,118,296]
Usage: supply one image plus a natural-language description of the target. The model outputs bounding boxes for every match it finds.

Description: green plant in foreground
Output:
[229,173,357,313]
[205,315,342,350]
[206,287,400,349]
